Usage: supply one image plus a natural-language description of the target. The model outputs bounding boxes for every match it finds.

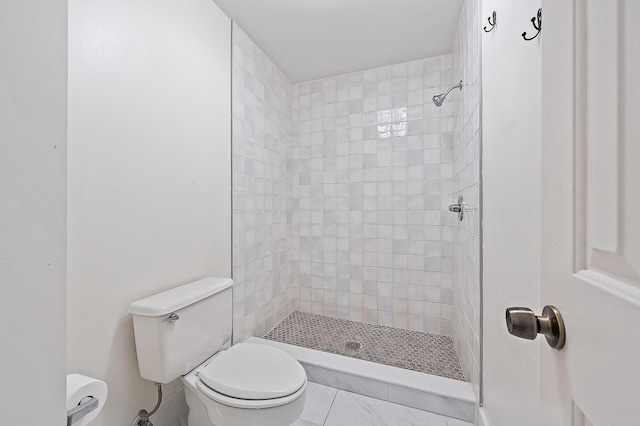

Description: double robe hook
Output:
[522,8,542,41]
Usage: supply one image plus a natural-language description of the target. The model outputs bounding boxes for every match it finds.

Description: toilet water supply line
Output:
[131,383,163,426]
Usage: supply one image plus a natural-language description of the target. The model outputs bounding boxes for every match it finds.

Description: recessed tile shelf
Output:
[264,311,465,380]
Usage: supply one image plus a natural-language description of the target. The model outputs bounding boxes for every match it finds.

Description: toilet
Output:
[128,277,307,426]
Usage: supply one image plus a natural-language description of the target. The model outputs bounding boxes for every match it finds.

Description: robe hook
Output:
[483,11,497,33]
[522,8,542,41]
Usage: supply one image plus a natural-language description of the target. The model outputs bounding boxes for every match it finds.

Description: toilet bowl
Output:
[128,277,307,426]
[182,343,307,426]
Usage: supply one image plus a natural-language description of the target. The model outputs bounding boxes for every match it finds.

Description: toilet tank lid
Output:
[128,277,233,317]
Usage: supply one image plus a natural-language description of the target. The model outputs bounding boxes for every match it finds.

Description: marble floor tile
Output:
[290,383,475,426]
[292,419,322,426]
[298,382,338,425]
[324,390,449,426]
[446,418,475,426]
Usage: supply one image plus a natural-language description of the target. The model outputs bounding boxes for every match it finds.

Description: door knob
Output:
[505,305,566,349]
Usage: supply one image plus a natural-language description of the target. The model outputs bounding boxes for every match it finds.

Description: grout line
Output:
[321,388,340,425]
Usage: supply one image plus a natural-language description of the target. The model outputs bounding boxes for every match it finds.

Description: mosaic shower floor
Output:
[264,311,466,381]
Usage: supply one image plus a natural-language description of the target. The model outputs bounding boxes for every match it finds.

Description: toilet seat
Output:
[195,343,307,409]
[196,378,306,409]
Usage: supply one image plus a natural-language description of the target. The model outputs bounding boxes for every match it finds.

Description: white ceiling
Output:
[212,0,464,83]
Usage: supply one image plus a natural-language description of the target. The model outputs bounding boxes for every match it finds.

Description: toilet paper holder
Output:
[67,397,100,426]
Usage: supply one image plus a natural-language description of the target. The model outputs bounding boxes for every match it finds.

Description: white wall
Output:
[67,1,231,424]
[0,1,67,424]
[481,0,542,424]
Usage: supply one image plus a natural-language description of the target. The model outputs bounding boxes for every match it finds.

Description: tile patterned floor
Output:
[264,311,465,381]
[293,382,473,426]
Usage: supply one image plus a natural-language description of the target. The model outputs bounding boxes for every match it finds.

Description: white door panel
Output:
[541,0,640,425]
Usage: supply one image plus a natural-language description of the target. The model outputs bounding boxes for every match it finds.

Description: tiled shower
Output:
[232,0,480,392]
[291,54,456,335]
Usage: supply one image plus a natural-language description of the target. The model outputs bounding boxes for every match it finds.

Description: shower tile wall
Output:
[452,0,482,389]
[291,57,458,335]
[230,22,481,346]
[231,24,295,342]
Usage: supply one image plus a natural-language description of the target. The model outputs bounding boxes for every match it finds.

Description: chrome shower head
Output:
[432,80,463,107]
[432,94,446,107]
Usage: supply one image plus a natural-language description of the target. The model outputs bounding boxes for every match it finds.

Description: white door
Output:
[540,0,640,425]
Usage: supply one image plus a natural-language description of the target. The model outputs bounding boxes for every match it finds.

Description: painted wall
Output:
[232,24,295,342]
[481,0,542,424]
[67,1,231,424]
[212,0,464,83]
[451,0,482,391]
[291,56,457,334]
[0,1,67,423]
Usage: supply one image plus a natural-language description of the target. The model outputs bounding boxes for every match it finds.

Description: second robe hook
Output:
[522,8,542,41]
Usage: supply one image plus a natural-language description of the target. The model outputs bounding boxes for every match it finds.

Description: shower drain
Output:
[345,341,362,350]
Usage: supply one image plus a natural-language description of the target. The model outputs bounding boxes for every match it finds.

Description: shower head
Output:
[432,93,446,107]
[432,80,463,107]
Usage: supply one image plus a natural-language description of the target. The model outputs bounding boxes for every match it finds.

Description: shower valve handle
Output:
[448,196,464,221]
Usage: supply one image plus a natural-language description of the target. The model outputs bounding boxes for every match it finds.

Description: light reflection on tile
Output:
[377,124,391,138]
[391,122,408,137]
[392,107,408,122]
[377,109,393,124]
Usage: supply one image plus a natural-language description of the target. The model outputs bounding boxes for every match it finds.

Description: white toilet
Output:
[128,277,307,426]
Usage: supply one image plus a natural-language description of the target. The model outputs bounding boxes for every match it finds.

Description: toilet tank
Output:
[128,277,233,384]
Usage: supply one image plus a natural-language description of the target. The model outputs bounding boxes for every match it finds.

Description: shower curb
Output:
[247,337,476,423]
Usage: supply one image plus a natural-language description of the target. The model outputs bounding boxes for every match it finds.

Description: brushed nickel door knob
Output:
[506,305,566,349]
